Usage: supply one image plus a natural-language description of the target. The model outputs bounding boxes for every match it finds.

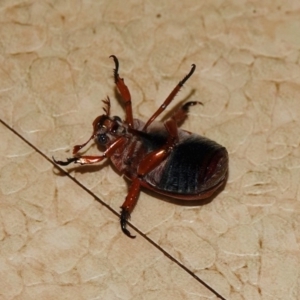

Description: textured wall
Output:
[0,1,300,299]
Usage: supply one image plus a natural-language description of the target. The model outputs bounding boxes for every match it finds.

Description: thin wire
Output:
[0,119,227,300]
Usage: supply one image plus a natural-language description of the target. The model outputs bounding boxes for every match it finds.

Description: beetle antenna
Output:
[109,55,119,83]
[73,135,94,154]
[102,97,111,116]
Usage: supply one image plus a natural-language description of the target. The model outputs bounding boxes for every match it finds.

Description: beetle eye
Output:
[97,134,108,145]
[113,116,122,122]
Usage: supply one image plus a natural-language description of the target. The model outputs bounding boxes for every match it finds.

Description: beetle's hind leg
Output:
[143,64,196,130]
[120,209,135,239]
[120,117,182,238]
[172,101,203,124]
[120,178,141,239]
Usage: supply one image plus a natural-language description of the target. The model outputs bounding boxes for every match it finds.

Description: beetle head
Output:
[72,97,126,154]
[92,114,126,147]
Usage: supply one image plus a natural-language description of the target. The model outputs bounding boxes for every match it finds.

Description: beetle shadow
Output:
[160,89,196,124]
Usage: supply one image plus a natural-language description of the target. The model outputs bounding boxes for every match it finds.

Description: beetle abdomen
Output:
[155,136,228,195]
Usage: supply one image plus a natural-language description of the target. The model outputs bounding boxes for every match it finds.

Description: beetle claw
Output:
[52,156,78,166]
[120,208,136,239]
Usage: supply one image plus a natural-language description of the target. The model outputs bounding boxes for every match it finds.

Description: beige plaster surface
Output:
[1,1,300,299]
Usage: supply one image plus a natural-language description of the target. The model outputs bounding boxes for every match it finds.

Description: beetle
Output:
[53,55,228,238]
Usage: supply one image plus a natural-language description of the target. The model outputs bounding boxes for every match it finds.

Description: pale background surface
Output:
[1,1,300,300]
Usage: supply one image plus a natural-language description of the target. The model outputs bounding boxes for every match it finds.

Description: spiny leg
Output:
[143,64,196,130]
[110,55,134,128]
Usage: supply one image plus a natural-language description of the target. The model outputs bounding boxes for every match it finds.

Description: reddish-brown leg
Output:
[53,155,105,166]
[53,137,125,166]
[120,178,140,238]
[120,118,180,238]
[110,55,134,128]
[143,64,196,130]
[172,101,203,124]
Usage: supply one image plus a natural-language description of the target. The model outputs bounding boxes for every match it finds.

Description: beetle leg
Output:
[172,101,203,124]
[53,155,106,166]
[53,137,126,166]
[143,64,196,130]
[137,118,179,176]
[120,178,141,239]
[110,55,134,128]
[120,119,180,238]
[52,156,78,166]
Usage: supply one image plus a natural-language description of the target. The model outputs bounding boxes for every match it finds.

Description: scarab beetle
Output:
[53,55,228,238]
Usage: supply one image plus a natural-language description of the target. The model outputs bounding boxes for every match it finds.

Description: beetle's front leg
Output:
[53,155,106,166]
[53,137,126,166]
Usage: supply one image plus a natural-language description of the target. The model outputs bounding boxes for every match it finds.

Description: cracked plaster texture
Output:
[0,1,300,299]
